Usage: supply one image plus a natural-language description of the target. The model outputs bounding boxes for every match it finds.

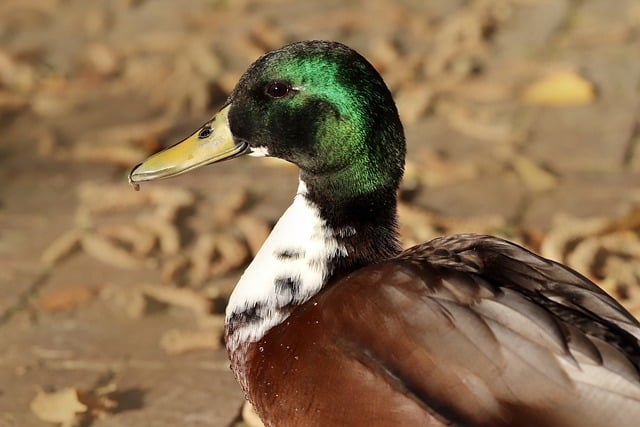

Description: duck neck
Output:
[225,176,400,351]
[301,166,402,274]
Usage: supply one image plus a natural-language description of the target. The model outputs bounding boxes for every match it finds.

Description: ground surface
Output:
[1,0,640,426]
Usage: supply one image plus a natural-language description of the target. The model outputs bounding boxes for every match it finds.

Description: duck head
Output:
[129,41,405,205]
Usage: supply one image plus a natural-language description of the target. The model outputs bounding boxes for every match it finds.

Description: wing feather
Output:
[328,233,640,426]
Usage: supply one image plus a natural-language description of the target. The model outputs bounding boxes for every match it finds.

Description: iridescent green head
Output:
[229,41,405,192]
[130,41,405,203]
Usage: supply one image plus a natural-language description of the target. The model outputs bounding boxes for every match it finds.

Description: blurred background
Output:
[1,0,640,425]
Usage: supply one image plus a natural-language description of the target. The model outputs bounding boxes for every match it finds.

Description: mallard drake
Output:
[129,41,640,426]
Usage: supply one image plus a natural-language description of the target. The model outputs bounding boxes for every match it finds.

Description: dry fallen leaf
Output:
[414,149,479,187]
[212,189,249,224]
[41,229,83,267]
[439,102,523,143]
[236,215,271,257]
[159,327,222,354]
[540,208,640,317]
[101,285,166,319]
[540,214,608,263]
[77,182,150,215]
[0,90,28,111]
[97,223,157,258]
[209,232,250,277]
[141,284,211,316]
[30,387,87,426]
[161,254,191,284]
[398,201,509,249]
[139,215,181,256]
[38,284,103,312]
[81,233,151,270]
[189,233,217,285]
[521,70,596,106]
[395,83,434,125]
[77,389,118,419]
[511,155,558,192]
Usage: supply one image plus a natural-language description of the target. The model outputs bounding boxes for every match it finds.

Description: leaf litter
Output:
[541,206,640,314]
[36,0,640,362]
[9,0,638,423]
[41,182,269,354]
[30,386,117,427]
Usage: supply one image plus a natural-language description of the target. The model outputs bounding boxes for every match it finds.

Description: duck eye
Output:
[265,81,291,99]
[198,125,212,139]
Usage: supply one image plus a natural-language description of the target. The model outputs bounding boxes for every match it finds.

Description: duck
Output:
[128,40,640,426]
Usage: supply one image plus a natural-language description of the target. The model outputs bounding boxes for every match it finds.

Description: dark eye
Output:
[265,81,291,99]
[198,125,212,139]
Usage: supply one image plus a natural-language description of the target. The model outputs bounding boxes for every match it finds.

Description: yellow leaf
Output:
[30,387,87,424]
[521,71,596,106]
[512,155,558,192]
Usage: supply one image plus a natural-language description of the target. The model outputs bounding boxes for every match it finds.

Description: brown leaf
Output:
[188,233,217,285]
[236,215,271,257]
[76,389,117,419]
[139,215,181,256]
[161,254,191,285]
[395,83,434,125]
[78,182,151,215]
[212,189,249,224]
[141,284,211,316]
[41,229,83,267]
[159,327,222,354]
[38,284,103,312]
[440,102,524,143]
[97,223,157,258]
[209,232,250,277]
[82,233,150,270]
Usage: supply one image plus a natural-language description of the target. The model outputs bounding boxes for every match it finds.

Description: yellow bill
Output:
[128,104,247,189]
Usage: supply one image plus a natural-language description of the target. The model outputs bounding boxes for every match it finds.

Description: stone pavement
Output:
[0,0,639,426]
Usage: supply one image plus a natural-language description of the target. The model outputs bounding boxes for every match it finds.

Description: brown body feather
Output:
[228,234,640,427]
